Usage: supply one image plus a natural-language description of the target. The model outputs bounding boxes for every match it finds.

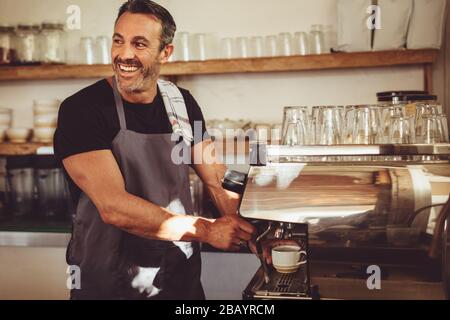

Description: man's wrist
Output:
[194,217,213,243]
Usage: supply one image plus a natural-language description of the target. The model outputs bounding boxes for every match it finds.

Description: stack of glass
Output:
[281,104,449,147]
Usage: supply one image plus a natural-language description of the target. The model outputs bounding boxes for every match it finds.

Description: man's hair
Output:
[116,0,177,51]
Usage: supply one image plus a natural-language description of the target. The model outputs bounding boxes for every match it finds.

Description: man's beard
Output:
[113,57,160,94]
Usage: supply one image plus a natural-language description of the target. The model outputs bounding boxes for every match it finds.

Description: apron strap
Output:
[112,77,127,130]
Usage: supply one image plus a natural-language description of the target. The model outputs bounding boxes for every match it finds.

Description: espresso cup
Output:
[272,245,307,274]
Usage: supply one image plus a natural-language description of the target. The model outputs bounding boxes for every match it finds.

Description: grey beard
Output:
[116,64,160,94]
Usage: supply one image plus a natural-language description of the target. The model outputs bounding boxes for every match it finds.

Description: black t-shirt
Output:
[54,79,208,206]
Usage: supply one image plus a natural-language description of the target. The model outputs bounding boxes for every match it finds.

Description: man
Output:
[54,0,255,300]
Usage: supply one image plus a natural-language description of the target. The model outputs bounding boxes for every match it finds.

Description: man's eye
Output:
[113,39,123,44]
[135,43,146,48]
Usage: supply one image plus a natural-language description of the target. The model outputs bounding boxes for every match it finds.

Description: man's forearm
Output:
[99,191,211,242]
[207,184,241,216]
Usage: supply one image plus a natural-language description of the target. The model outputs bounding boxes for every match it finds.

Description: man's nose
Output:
[116,43,136,61]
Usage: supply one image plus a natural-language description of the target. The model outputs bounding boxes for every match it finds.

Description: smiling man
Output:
[54,0,255,300]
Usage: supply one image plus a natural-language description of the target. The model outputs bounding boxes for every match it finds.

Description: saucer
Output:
[274,265,300,274]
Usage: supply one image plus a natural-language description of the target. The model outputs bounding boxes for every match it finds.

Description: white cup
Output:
[272,245,307,274]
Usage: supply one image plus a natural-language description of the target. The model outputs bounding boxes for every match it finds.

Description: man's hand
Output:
[206,216,256,251]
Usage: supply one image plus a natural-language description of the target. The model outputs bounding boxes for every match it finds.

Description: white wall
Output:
[0,0,428,127]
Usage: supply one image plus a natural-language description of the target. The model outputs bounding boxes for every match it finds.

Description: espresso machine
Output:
[228,143,450,300]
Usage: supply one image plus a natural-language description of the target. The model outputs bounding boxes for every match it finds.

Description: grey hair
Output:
[116,0,177,51]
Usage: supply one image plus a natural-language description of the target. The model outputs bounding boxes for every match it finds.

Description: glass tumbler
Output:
[96,36,111,64]
[249,36,264,58]
[293,32,310,56]
[264,35,278,57]
[310,24,326,55]
[236,37,250,58]
[80,37,95,65]
[220,37,235,59]
[278,33,293,56]
[282,107,309,146]
[352,106,381,145]
[174,32,190,61]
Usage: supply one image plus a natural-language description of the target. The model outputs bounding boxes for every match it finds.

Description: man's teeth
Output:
[119,64,139,72]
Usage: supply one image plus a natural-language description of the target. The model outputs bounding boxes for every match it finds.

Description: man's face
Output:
[112,12,171,93]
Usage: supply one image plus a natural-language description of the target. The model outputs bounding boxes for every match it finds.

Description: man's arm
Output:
[63,150,254,250]
[191,139,241,216]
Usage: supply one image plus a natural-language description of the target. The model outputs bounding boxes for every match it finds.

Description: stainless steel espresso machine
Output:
[230,143,450,300]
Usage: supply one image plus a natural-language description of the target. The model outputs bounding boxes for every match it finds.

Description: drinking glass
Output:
[319,106,342,145]
[278,33,293,56]
[264,35,278,57]
[293,32,310,55]
[95,36,111,64]
[388,116,414,144]
[352,106,381,145]
[236,37,250,58]
[310,24,326,55]
[343,106,356,144]
[174,32,190,61]
[282,106,309,146]
[249,36,264,58]
[191,33,207,61]
[416,115,443,144]
[379,105,406,143]
[283,120,308,146]
[80,37,95,65]
[220,37,235,59]
[438,114,449,143]
[415,104,443,141]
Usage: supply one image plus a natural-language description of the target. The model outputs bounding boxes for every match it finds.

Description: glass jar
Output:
[40,22,66,64]
[5,156,35,218]
[0,25,15,65]
[34,155,68,220]
[15,24,40,65]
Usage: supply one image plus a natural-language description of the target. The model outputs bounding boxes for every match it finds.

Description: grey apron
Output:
[67,77,204,300]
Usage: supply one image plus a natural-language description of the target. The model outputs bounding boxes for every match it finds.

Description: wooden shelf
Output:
[0,143,52,156]
[0,49,438,81]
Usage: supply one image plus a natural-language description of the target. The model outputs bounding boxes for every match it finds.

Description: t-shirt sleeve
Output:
[183,90,210,146]
[54,97,112,161]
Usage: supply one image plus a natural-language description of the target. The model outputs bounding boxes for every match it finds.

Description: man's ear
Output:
[159,44,174,64]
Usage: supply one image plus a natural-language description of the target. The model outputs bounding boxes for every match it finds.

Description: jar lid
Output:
[17,24,34,31]
[6,155,34,169]
[377,90,428,98]
[41,22,65,30]
[0,25,15,32]
[33,155,60,169]
[378,94,438,102]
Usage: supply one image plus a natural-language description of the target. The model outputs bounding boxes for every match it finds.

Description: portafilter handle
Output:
[255,222,274,284]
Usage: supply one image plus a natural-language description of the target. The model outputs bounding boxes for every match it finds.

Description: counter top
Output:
[0,232,71,247]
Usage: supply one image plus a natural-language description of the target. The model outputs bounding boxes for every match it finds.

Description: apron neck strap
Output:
[112,77,127,130]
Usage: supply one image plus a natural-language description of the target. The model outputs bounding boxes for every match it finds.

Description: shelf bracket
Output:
[424,63,434,93]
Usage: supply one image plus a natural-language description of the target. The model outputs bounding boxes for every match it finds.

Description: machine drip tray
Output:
[244,266,311,299]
